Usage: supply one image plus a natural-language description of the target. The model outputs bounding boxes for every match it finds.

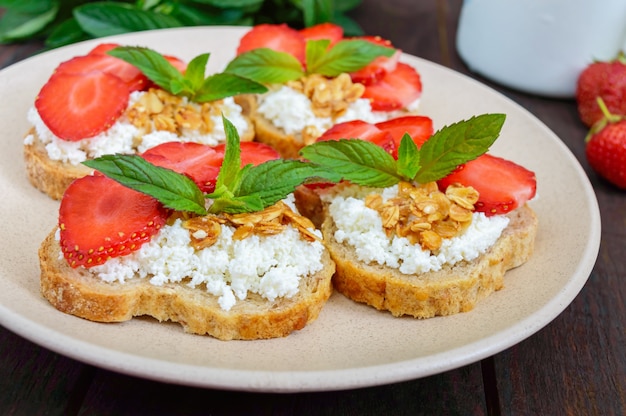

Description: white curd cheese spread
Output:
[24,92,249,165]
[75,196,325,312]
[256,85,420,137]
[322,184,510,275]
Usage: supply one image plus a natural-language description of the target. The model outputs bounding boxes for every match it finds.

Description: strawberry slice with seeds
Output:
[237,23,306,64]
[362,62,422,111]
[316,119,395,155]
[35,71,130,141]
[55,53,148,92]
[300,22,343,45]
[375,115,434,156]
[349,35,401,86]
[437,154,537,216]
[142,142,225,193]
[87,43,120,55]
[59,175,168,268]
[142,141,280,193]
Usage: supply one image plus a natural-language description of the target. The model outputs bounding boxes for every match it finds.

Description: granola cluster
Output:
[364,181,479,251]
[126,88,221,135]
[181,201,319,250]
[287,73,365,144]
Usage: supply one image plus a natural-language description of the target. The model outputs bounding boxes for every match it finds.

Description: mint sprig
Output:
[224,38,395,84]
[299,113,506,186]
[107,46,268,102]
[84,116,341,216]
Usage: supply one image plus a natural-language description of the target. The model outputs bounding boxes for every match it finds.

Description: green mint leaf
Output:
[300,139,402,187]
[83,154,207,216]
[107,46,185,93]
[414,113,506,183]
[306,39,395,76]
[184,52,211,91]
[232,159,340,213]
[396,134,420,180]
[224,48,305,84]
[305,39,331,69]
[193,73,268,102]
[215,116,243,192]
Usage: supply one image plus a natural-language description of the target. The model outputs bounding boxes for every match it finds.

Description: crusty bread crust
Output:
[321,204,538,318]
[23,115,256,200]
[39,229,335,340]
[23,128,93,200]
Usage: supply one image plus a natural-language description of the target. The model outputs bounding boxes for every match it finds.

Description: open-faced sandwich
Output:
[224,23,424,158]
[297,113,538,317]
[24,44,267,199]
[38,117,339,340]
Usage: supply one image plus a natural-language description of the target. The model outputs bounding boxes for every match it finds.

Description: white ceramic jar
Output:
[456,0,626,98]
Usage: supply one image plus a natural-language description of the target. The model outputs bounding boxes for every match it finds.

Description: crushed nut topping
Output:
[364,181,479,251]
[126,88,222,135]
[181,201,319,250]
[287,73,366,144]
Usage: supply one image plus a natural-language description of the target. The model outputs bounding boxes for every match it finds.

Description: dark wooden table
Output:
[1,1,624,414]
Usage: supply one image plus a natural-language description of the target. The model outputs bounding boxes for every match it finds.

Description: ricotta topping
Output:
[323,184,510,275]
[83,196,325,311]
[24,92,249,165]
[256,85,420,137]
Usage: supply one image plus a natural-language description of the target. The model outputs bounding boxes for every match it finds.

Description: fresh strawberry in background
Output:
[236,23,306,64]
[349,35,402,85]
[584,97,626,189]
[576,52,626,127]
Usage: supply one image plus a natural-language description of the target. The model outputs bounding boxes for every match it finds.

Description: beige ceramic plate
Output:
[0,27,600,392]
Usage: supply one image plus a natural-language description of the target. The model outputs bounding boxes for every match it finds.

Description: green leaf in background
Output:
[191,0,265,8]
[414,113,506,183]
[302,0,333,27]
[45,17,90,49]
[73,2,184,38]
[224,48,305,84]
[0,0,58,42]
[83,154,208,216]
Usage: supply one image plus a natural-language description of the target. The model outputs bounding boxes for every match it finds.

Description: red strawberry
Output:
[215,141,281,166]
[376,115,433,151]
[164,55,187,73]
[87,43,120,55]
[584,98,626,189]
[237,24,306,64]
[315,119,395,155]
[437,154,537,216]
[55,53,148,92]
[59,175,168,268]
[349,35,401,85]
[576,53,626,127]
[142,141,280,193]
[35,71,130,141]
[299,22,343,44]
[361,62,422,111]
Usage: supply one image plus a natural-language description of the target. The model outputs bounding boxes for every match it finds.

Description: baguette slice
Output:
[39,229,335,340]
[23,117,255,200]
[321,204,538,318]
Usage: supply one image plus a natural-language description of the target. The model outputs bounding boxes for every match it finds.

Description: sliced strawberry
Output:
[214,141,281,166]
[437,154,537,216]
[299,22,343,45]
[237,23,306,64]
[59,175,168,268]
[55,54,148,92]
[142,141,280,193]
[362,62,422,111]
[35,71,129,141]
[315,119,396,154]
[142,142,224,193]
[349,35,401,85]
[376,115,434,154]
[87,43,120,55]
[164,55,187,73]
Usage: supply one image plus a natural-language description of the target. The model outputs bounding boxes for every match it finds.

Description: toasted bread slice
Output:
[23,118,255,200]
[320,204,537,318]
[38,229,335,340]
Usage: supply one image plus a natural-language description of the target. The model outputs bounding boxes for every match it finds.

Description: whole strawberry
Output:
[585,98,626,189]
[576,52,626,127]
